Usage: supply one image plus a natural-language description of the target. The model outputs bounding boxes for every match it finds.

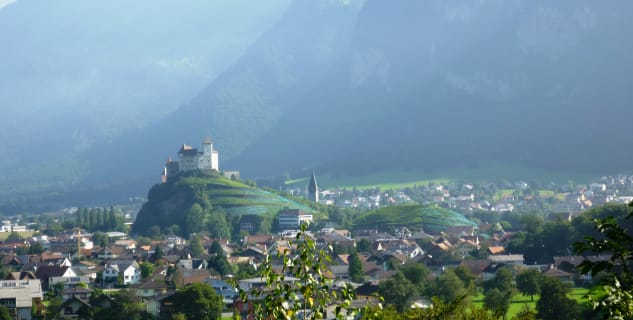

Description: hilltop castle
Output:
[162,137,219,183]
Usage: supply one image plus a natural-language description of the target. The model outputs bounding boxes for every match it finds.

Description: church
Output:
[162,137,219,182]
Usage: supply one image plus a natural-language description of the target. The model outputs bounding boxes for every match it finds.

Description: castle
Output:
[162,137,219,183]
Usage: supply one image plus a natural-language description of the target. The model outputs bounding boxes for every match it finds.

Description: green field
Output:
[0,231,34,240]
[354,204,476,233]
[472,288,590,318]
[286,165,595,191]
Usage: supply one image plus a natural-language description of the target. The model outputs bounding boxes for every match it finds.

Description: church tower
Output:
[307,171,319,203]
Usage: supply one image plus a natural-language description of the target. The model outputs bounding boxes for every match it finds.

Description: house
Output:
[454,236,480,258]
[487,246,506,255]
[34,265,82,291]
[177,259,208,270]
[0,279,43,320]
[129,269,170,298]
[98,247,121,260]
[317,230,356,252]
[6,271,37,281]
[278,209,313,230]
[355,281,380,301]
[459,259,492,279]
[328,265,349,281]
[113,239,137,250]
[543,265,575,285]
[62,287,92,302]
[59,296,90,319]
[489,254,524,265]
[165,236,186,247]
[104,260,141,285]
[373,239,424,260]
[204,279,238,305]
[173,268,211,288]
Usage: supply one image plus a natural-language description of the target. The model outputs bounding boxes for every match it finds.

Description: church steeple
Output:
[307,171,319,203]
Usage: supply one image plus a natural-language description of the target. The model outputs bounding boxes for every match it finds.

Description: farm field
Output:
[472,288,590,318]
[286,165,594,191]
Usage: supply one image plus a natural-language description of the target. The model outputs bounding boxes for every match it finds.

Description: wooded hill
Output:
[132,171,315,237]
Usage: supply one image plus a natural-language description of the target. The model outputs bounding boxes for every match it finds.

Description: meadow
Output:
[286,165,594,191]
[471,288,590,318]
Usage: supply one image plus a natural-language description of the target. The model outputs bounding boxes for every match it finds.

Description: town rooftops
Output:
[489,254,524,264]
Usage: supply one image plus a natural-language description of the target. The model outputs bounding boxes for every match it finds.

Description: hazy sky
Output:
[0,0,15,9]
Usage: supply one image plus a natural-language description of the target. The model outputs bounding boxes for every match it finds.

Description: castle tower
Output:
[307,171,319,203]
[202,136,213,155]
[200,137,219,171]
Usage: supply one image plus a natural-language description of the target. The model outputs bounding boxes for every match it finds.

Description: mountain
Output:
[0,0,290,201]
[230,0,633,177]
[82,0,363,184]
[4,0,633,212]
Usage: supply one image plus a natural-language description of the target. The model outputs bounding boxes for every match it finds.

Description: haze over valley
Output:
[1,0,632,211]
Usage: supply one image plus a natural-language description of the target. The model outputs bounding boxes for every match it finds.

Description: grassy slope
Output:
[471,288,590,318]
[0,231,34,241]
[179,175,315,216]
[286,165,596,191]
[353,204,476,232]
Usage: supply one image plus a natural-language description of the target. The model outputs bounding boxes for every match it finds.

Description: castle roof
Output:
[178,144,199,156]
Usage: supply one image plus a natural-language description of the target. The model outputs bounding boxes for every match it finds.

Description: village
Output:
[0,139,628,319]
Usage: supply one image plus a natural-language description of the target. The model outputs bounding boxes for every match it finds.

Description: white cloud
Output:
[0,0,16,10]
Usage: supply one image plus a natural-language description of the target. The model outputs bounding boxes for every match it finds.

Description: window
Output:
[0,298,15,308]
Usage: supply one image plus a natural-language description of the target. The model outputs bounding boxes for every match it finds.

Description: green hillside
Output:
[132,171,315,236]
[354,204,476,234]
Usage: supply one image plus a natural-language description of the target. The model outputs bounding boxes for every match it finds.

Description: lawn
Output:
[0,231,34,240]
[472,288,590,318]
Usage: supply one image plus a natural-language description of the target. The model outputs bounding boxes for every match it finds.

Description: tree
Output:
[237,224,356,319]
[6,231,22,241]
[154,245,164,260]
[207,207,230,240]
[516,269,542,301]
[140,262,155,279]
[190,236,205,258]
[186,204,205,234]
[109,207,117,230]
[536,277,579,320]
[28,241,45,254]
[454,265,476,292]
[431,269,469,304]
[208,241,231,276]
[92,231,109,247]
[573,202,633,319]
[170,283,222,320]
[348,251,364,283]
[400,263,431,295]
[45,297,62,320]
[484,288,512,320]
[0,306,11,320]
[379,272,417,312]
[485,267,514,294]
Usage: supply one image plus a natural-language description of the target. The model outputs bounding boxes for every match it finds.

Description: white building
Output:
[163,137,219,182]
[104,261,141,285]
[278,209,313,230]
[1,221,27,232]
[0,279,43,320]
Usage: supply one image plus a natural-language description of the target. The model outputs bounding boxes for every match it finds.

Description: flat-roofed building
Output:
[0,279,43,320]
[278,209,313,230]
